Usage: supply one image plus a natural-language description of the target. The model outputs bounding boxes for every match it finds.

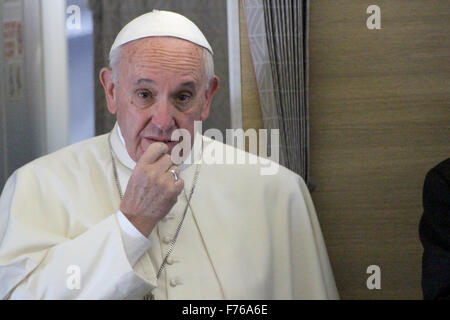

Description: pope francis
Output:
[0,10,338,300]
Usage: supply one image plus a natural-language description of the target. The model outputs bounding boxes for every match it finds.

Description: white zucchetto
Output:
[110,10,213,54]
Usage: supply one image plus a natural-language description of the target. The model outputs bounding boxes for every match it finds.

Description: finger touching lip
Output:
[141,137,179,151]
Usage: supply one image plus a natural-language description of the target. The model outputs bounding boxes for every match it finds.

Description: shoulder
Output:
[201,135,305,192]
[420,160,450,299]
[425,158,450,186]
[17,134,110,179]
[421,158,450,241]
[423,158,450,202]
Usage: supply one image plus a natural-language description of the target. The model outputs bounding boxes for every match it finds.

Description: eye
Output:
[177,93,191,103]
[137,90,152,99]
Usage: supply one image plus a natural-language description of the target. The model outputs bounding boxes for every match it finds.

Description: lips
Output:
[141,136,180,152]
[144,136,178,143]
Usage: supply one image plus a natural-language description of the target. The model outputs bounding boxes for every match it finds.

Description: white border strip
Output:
[41,0,70,153]
[227,0,243,129]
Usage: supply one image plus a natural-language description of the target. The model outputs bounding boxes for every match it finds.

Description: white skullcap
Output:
[110,10,213,55]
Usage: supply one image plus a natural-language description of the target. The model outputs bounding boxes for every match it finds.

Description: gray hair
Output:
[109,45,214,89]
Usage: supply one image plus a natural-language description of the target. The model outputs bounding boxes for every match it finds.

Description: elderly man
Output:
[0,10,338,299]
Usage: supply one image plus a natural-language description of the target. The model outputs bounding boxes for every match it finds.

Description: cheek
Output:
[182,100,204,120]
[117,102,149,137]
[174,112,199,143]
[174,112,197,130]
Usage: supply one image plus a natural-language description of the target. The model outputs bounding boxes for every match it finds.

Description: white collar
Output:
[110,122,203,172]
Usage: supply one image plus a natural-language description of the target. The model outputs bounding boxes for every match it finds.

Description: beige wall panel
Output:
[309,0,450,299]
[239,0,264,137]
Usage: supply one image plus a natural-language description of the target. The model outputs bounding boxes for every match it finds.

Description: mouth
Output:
[141,136,181,149]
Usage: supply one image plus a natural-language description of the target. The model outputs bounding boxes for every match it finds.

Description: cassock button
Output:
[166,256,175,265]
[162,236,172,244]
[170,277,182,287]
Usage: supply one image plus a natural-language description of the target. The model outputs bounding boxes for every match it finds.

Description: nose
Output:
[150,99,176,132]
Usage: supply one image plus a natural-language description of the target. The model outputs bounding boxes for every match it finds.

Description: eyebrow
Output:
[178,81,196,91]
[135,78,154,85]
[134,79,198,94]
[134,79,196,89]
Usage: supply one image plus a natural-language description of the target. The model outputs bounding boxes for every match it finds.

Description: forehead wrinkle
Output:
[133,59,203,84]
[131,62,202,84]
[118,38,207,87]
[135,50,202,68]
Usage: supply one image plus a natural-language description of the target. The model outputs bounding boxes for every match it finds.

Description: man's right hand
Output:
[120,142,184,237]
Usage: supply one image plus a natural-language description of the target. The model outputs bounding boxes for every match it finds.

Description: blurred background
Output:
[0,0,449,299]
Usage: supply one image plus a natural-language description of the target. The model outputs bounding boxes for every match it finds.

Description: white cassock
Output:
[0,123,339,299]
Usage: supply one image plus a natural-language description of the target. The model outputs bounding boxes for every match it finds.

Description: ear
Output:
[99,67,118,114]
[200,75,219,121]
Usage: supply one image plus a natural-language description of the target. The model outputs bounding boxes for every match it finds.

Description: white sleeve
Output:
[116,210,151,266]
[0,173,157,300]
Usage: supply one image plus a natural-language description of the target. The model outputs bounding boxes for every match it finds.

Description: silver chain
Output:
[108,133,200,300]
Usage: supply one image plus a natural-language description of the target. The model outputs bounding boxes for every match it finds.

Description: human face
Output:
[100,37,218,162]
